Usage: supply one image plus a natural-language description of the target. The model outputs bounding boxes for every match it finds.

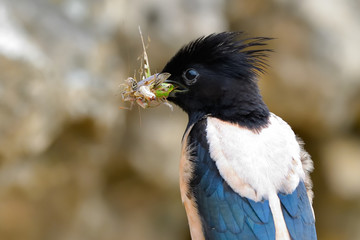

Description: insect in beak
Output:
[120,27,176,110]
[164,79,189,97]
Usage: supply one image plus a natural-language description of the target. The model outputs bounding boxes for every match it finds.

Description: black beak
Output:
[164,79,188,97]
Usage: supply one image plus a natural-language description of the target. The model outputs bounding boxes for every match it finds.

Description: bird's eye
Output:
[182,68,199,85]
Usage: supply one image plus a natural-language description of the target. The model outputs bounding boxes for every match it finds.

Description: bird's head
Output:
[163,32,272,129]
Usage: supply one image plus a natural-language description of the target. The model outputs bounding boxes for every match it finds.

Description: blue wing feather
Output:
[187,120,316,240]
[280,181,317,240]
[191,140,276,239]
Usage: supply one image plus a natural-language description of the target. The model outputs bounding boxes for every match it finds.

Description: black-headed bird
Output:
[160,32,317,239]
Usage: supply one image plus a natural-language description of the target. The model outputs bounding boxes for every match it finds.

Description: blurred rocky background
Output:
[0,0,359,239]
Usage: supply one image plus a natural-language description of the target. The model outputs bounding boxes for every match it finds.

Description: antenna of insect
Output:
[138,26,151,79]
[163,100,174,111]
[118,105,131,110]
[137,104,142,128]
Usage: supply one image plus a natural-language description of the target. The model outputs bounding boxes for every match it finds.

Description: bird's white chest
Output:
[206,113,305,201]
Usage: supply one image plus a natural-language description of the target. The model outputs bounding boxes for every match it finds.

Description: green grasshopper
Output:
[120,27,174,109]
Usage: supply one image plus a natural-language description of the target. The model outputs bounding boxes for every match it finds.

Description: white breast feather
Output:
[206,113,305,201]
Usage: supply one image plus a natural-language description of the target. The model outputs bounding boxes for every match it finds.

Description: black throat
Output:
[186,102,270,134]
[213,99,270,130]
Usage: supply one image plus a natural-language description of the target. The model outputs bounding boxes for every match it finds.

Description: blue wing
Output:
[280,181,317,239]
[186,120,317,240]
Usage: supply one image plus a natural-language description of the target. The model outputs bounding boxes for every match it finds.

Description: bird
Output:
[157,32,317,240]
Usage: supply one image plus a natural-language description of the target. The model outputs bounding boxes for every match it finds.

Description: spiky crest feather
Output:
[163,32,273,81]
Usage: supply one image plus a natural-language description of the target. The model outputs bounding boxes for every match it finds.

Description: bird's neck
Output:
[216,104,270,130]
[186,111,208,131]
[187,101,270,132]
